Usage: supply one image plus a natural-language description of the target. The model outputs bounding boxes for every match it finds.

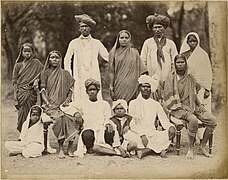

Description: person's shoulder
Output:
[129,99,138,106]
[143,37,153,44]
[131,48,139,54]
[125,114,133,120]
[69,38,80,44]
[166,38,176,45]
[101,100,111,107]
[32,58,42,64]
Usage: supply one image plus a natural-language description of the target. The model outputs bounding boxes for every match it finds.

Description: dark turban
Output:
[75,14,96,28]
[146,14,170,30]
[85,78,100,90]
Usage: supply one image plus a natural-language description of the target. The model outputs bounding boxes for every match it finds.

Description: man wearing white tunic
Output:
[140,14,177,101]
[61,78,116,157]
[5,105,44,158]
[64,14,109,103]
[128,75,176,158]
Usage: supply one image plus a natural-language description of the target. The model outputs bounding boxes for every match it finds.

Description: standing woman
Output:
[109,30,147,104]
[180,32,213,112]
[40,50,82,159]
[12,43,43,132]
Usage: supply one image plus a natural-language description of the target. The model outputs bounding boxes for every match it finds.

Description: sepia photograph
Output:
[1,1,227,179]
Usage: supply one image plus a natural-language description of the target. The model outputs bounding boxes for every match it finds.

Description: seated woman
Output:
[105,99,139,158]
[61,78,116,157]
[163,54,217,159]
[109,30,147,104]
[40,50,83,159]
[5,105,44,158]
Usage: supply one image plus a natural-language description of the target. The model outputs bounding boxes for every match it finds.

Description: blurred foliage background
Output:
[1,1,226,113]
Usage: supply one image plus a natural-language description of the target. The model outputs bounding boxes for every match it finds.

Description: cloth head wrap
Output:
[138,74,159,93]
[75,14,96,28]
[146,14,170,30]
[30,105,42,116]
[112,99,128,112]
[85,78,100,90]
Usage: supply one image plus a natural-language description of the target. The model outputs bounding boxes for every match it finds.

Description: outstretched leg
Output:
[92,144,117,156]
[136,148,152,159]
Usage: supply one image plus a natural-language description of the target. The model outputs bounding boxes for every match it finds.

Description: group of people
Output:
[5,13,216,160]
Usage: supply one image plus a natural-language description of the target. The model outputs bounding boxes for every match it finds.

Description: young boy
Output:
[5,105,44,158]
[104,99,139,157]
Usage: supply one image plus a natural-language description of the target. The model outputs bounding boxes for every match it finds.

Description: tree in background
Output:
[1,1,226,111]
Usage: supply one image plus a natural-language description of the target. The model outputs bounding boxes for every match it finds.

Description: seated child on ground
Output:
[103,99,138,157]
[5,105,44,158]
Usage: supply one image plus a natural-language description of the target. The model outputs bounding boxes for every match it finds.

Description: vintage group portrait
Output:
[1,1,227,179]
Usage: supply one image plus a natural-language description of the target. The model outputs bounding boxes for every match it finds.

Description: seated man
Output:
[61,78,116,157]
[5,105,44,158]
[128,75,176,159]
[105,99,139,158]
[163,54,217,159]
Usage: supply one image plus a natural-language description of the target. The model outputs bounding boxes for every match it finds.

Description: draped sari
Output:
[109,30,147,103]
[163,70,197,119]
[13,58,43,132]
[41,51,80,141]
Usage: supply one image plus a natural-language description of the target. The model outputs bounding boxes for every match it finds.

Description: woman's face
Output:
[175,58,187,72]
[114,104,126,118]
[30,111,40,126]
[119,32,130,47]
[22,46,33,60]
[49,52,61,68]
[187,35,198,51]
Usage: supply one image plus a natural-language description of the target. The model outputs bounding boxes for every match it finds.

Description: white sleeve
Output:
[64,41,74,75]
[140,41,148,67]
[170,41,178,64]
[157,102,174,130]
[98,41,109,62]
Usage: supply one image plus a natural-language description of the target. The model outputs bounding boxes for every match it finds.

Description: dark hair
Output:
[187,34,197,42]
[174,54,187,64]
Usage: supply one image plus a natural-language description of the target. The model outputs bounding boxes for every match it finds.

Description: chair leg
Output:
[176,130,181,155]
[42,123,49,155]
[208,133,213,154]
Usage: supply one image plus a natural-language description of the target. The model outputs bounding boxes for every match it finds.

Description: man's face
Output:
[114,104,126,118]
[86,84,98,101]
[79,22,91,37]
[152,23,165,37]
[140,83,151,99]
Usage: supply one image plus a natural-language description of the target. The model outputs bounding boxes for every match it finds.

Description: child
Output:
[104,99,139,157]
[12,43,43,132]
[5,105,44,158]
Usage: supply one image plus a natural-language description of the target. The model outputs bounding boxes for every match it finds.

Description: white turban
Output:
[112,99,128,112]
[138,74,159,93]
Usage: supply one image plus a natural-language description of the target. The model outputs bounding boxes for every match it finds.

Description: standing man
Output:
[140,14,178,100]
[64,14,109,104]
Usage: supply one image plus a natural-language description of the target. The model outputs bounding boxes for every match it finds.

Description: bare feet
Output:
[199,146,212,158]
[186,149,194,159]
[136,150,143,159]
[58,150,66,159]
[160,150,168,158]
[67,151,76,158]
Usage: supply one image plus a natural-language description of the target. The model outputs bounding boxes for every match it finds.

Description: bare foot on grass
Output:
[58,150,66,159]
[199,146,212,158]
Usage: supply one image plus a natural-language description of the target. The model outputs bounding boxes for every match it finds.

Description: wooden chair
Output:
[36,89,53,155]
[170,116,213,155]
